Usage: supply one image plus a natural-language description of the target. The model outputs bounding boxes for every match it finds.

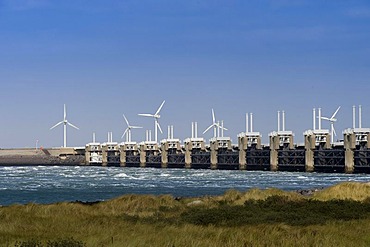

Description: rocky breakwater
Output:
[0,148,85,166]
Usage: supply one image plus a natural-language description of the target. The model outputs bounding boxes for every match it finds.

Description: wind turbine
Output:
[203,109,228,138]
[321,106,341,143]
[138,100,165,143]
[122,114,142,143]
[50,104,79,148]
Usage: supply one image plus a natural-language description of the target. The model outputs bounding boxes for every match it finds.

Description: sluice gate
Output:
[314,146,345,173]
[161,139,185,168]
[210,137,239,170]
[245,147,270,171]
[278,148,305,172]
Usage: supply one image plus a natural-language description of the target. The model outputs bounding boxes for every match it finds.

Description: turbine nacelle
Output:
[320,106,341,142]
[138,100,165,142]
[203,108,228,138]
[50,104,79,148]
[122,114,142,142]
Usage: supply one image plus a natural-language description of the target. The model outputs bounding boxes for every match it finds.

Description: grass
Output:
[0,182,370,246]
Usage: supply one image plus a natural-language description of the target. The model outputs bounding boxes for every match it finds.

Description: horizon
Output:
[1,0,370,148]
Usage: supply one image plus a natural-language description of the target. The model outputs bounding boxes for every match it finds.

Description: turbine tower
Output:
[321,106,341,143]
[50,104,79,148]
[203,109,228,138]
[138,100,165,143]
[122,114,142,143]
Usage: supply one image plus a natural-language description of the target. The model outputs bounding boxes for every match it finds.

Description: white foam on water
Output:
[142,184,157,188]
[159,173,170,177]
[114,173,130,178]
[1,167,17,171]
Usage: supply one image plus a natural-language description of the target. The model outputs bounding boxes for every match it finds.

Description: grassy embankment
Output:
[1,182,370,246]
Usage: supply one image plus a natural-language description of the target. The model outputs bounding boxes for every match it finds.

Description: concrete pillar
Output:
[238,136,247,170]
[85,146,90,165]
[120,145,126,167]
[102,146,108,166]
[256,138,262,150]
[304,133,315,172]
[184,142,192,169]
[344,132,355,174]
[161,143,168,168]
[269,135,279,172]
[139,144,146,168]
[184,139,205,169]
[324,135,332,149]
[210,141,218,170]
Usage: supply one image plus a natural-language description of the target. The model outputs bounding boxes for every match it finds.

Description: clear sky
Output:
[0,0,370,148]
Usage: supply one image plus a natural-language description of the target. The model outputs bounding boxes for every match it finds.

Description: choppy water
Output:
[0,166,369,206]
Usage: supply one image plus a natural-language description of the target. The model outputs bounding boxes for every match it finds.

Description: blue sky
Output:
[0,0,370,148]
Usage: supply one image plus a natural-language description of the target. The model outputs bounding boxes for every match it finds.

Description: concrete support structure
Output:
[85,142,102,165]
[304,133,315,172]
[139,141,159,167]
[343,130,356,174]
[238,136,247,170]
[269,131,294,171]
[237,132,262,170]
[343,128,370,173]
[102,142,119,166]
[209,137,232,169]
[160,138,181,168]
[119,142,138,167]
[304,130,330,172]
[184,138,205,169]
[269,134,279,172]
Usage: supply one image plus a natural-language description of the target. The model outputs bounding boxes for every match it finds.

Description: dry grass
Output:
[313,182,370,201]
[1,182,370,246]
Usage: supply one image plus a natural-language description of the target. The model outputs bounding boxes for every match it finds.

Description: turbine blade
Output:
[333,126,337,136]
[64,104,66,120]
[215,122,228,131]
[203,124,214,134]
[67,122,79,130]
[155,100,166,115]
[156,121,163,134]
[131,126,143,129]
[321,117,331,121]
[138,113,154,117]
[212,109,215,123]
[123,114,130,126]
[50,121,63,130]
[331,106,341,119]
[121,128,128,139]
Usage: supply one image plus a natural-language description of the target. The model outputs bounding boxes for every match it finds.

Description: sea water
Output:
[0,166,369,206]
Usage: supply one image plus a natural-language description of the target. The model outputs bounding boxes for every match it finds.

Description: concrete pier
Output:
[343,128,370,173]
[160,138,181,168]
[119,142,139,167]
[139,141,160,168]
[184,138,206,169]
[237,132,265,171]
[344,130,356,173]
[209,137,235,170]
[85,142,102,165]
[238,135,247,170]
[269,131,295,172]
[304,130,331,172]
[102,142,119,166]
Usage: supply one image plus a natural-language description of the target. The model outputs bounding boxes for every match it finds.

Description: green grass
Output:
[1,182,370,246]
